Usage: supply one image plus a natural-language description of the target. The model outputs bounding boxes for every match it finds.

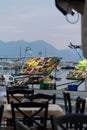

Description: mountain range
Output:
[0,40,84,62]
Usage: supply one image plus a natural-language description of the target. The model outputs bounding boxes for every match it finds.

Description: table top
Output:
[2,94,24,104]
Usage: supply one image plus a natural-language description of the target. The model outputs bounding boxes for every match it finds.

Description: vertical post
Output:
[81,0,87,58]
[85,73,87,91]
[54,67,57,90]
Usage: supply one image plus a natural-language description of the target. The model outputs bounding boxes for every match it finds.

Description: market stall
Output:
[14,57,60,90]
[66,59,87,90]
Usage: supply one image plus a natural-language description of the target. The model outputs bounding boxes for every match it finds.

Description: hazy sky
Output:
[0,0,81,50]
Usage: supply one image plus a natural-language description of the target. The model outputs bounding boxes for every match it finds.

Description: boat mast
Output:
[20,45,22,60]
[45,48,47,57]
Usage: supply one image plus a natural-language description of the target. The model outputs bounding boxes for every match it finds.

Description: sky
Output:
[0,0,81,50]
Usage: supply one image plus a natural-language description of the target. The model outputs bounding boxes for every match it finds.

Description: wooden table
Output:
[2,94,24,104]
[3,103,64,119]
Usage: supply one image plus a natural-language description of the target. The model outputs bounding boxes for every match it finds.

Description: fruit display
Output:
[66,59,87,80]
[19,57,60,75]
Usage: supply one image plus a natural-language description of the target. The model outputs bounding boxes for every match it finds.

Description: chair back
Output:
[11,101,48,130]
[27,93,56,104]
[6,89,34,103]
[0,105,4,128]
[6,85,28,91]
[75,96,86,114]
[63,92,72,114]
[51,114,87,130]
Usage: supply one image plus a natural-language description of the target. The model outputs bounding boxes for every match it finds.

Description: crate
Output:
[68,84,78,91]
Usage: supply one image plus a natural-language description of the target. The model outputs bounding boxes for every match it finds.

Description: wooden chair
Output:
[0,105,4,128]
[6,88,34,126]
[63,92,86,114]
[26,93,56,104]
[63,91,72,114]
[51,114,87,130]
[11,101,48,130]
[6,89,34,104]
[75,96,86,114]
[27,93,56,130]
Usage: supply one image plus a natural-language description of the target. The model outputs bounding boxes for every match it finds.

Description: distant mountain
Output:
[0,40,84,62]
